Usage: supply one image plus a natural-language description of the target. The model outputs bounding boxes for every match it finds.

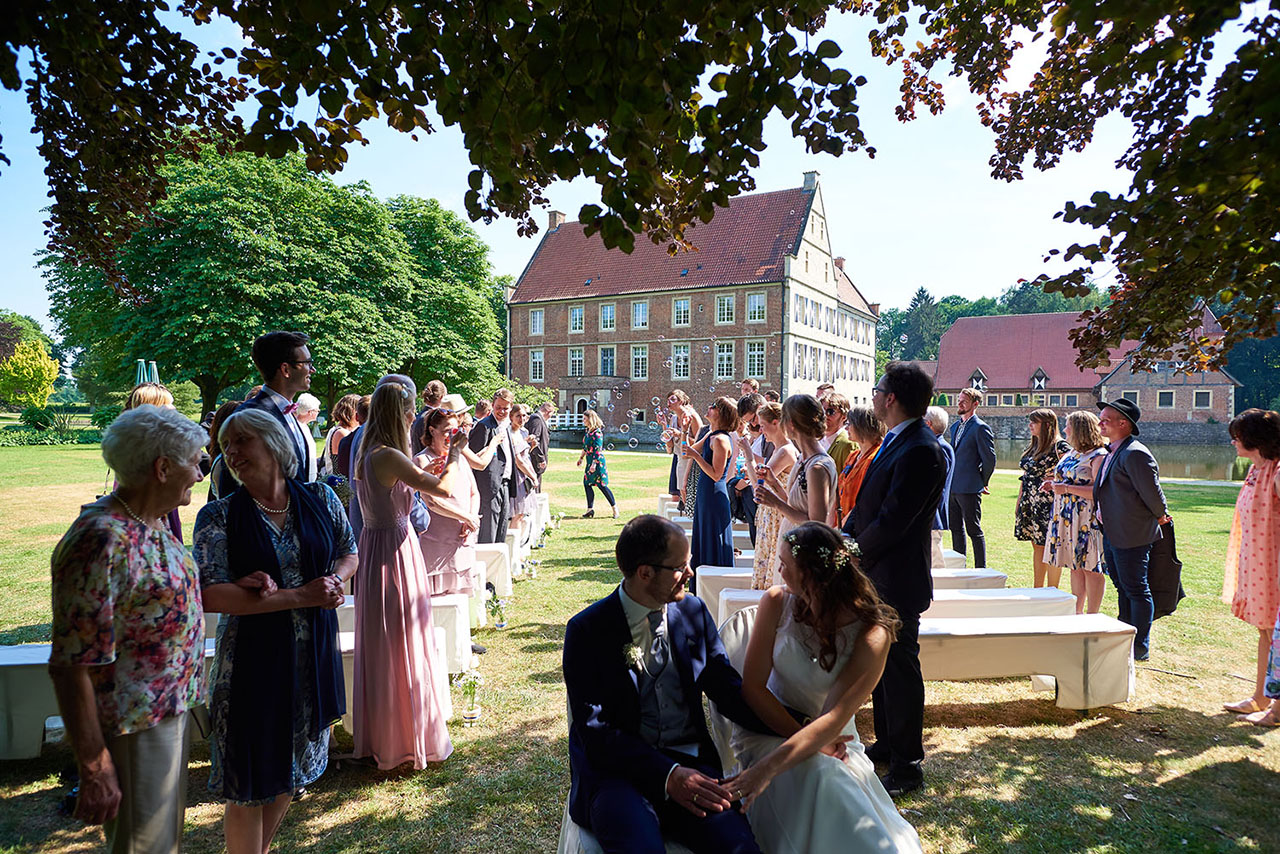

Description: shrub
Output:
[19,406,55,430]
[0,427,101,447]
[91,405,123,429]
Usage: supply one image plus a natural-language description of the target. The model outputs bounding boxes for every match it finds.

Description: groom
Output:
[563,515,766,854]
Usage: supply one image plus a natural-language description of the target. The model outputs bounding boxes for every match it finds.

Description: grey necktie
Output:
[647,609,668,671]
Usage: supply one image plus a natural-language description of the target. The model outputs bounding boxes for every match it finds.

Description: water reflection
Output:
[994,439,1247,481]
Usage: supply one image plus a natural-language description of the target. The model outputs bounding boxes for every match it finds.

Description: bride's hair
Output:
[783,522,900,671]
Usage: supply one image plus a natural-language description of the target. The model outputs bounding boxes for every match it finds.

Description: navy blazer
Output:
[947,414,996,494]
[467,413,518,499]
[1093,436,1168,549]
[845,418,948,615]
[934,439,954,531]
[562,590,765,829]
[214,390,310,495]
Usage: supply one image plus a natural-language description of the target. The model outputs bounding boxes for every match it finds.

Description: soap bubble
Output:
[709,386,716,392]
[651,397,661,406]
[656,443,666,451]
[619,423,630,434]
[663,359,672,367]
[607,403,615,411]
[589,398,598,408]
[628,438,639,448]
[622,381,630,389]
[607,442,616,450]
[648,421,659,430]
[702,345,711,353]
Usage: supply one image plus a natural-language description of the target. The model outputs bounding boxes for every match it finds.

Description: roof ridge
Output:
[547,185,807,228]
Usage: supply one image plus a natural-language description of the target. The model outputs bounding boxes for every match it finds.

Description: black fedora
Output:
[1098,398,1141,436]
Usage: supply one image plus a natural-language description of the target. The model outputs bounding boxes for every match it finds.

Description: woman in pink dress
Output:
[353,380,465,769]
[1221,408,1280,718]
[413,407,482,596]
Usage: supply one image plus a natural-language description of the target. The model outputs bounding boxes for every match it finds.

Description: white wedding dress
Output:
[729,595,924,854]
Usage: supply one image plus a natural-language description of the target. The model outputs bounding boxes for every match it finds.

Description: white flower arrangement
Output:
[452,668,484,708]
[623,642,645,673]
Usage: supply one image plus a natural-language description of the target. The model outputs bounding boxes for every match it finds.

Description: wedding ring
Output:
[736,789,743,799]
[692,793,699,804]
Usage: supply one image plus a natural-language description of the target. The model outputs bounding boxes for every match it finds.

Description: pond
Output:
[994,439,1248,482]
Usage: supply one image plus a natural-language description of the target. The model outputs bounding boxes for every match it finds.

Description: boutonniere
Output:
[623,642,645,673]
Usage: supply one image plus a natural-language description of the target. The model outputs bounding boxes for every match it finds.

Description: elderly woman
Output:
[831,405,885,529]
[49,405,208,851]
[118,381,186,542]
[1221,408,1280,722]
[193,409,357,853]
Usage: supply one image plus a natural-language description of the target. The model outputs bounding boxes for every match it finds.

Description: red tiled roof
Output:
[935,312,1132,390]
[835,266,875,316]
[509,187,813,303]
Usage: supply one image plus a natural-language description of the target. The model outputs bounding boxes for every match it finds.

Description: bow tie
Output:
[283,403,298,415]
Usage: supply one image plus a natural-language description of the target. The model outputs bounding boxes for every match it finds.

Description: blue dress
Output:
[691,429,734,573]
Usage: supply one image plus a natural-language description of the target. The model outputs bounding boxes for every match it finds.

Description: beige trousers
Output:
[104,712,190,854]
[930,529,945,569]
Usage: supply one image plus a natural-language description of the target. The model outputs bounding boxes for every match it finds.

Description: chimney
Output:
[802,170,819,191]
[548,210,566,230]
[833,256,845,270]
[868,303,880,317]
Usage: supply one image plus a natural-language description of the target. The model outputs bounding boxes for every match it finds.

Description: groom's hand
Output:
[666,766,732,817]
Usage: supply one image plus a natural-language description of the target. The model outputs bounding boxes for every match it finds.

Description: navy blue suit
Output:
[947,413,996,567]
[215,389,311,496]
[563,590,765,854]
[845,417,947,782]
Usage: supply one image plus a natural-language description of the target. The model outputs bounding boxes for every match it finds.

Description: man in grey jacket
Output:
[947,388,996,567]
[1094,399,1170,661]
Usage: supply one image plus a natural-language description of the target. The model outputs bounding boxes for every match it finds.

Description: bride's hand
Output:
[819,735,855,762]
[723,760,777,810]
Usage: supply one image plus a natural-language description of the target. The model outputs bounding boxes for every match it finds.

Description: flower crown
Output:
[785,532,861,570]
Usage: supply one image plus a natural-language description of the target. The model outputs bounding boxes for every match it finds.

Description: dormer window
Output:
[1031,368,1048,390]
[969,369,986,391]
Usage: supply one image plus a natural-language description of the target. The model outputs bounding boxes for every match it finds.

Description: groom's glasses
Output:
[649,560,690,575]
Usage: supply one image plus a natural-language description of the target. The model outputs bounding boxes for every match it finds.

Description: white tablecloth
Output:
[920,614,1135,709]
[922,587,1076,619]
[931,567,1007,589]
[694,566,753,627]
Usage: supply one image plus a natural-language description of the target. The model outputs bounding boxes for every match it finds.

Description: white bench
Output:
[922,587,1076,619]
[657,495,679,519]
[341,628,452,732]
[941,548,966,569]
[733,551,754,569]
[476,542,513,597]
[430,593,473,674]
[920,614,1135,710]
[931,567,1007,589]
[719,588,767,626]
[205,597,359,640]
[694,566,754,626]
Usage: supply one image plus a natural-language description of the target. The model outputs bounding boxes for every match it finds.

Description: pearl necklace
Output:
[113,492,160,530]
[252,494,291,515]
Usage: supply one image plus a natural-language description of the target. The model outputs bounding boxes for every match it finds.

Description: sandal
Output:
[1223,697,1266,714]
[1237,707,1280,727]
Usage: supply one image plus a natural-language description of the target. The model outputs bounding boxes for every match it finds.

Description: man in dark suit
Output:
[1095,399,1170,661]
[525,401,554,491]
[563,515,768,854]
[844,362,948,797]
[925,406,955,567]
[468,388,518,544]
[946,387,997,567]
[216,330,316,496]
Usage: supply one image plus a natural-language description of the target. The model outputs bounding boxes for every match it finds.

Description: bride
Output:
[726,521,924,853]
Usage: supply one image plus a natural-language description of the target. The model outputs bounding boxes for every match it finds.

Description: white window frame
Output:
[569,305,584,334]
[1065,394,1079,407]
[1049,394,1062,406]
[568,347,584,378]
[714,293,735,325]
[715,341,735,380]
[1157,390,1175,409]
[599,345,616,377]
[986,394,998,407]
[792,343,802,378]
[631,300,649,329]
[1194,390,1213,409]
[529,349,544,382]
[1001,394,1015,406]
[672,297,691,327]
[746,340,765,378]
[599,303,616,332]
[631,344,649,380]
[671,343,690,380]
[529,308,544,336]
[747,292,766,323]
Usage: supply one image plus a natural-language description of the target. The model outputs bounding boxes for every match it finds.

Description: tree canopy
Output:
[6,0,1277,366]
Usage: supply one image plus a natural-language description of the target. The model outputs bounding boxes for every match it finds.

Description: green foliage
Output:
[0,339,61,408]
[1224,332,1280,414]
[90,405,123,429]
[903,287,942,361]
[19,406,56,431]
[168,381,202,419]
[504,381,558,410]
[0,427,101,447]
[48,382,86,405]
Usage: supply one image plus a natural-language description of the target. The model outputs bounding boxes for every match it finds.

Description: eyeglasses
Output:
[290,359,315,367]
[649,560,690,575]
[871,386,888,396]
[824,406,845,416]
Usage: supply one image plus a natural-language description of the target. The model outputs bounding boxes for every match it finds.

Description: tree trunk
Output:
[195,376,223,421]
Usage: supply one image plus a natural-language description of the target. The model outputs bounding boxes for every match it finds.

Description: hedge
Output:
[0,428,103,447]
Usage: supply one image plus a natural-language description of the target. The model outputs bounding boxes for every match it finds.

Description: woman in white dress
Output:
[726,521,924,854]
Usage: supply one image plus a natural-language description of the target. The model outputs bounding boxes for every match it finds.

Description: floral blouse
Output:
[49,499,205,736]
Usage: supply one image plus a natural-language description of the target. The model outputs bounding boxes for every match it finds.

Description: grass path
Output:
[1,445,1277,852]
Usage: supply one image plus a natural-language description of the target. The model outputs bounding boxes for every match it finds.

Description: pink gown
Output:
[352,453,453,769]
[413,450,479,596]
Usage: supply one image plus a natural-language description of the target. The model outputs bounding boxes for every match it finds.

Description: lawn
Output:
[1,444,1277,853]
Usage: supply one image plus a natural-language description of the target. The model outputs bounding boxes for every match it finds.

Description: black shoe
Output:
[864,743,889,764]
[471,642,488,655]
[582,509,595,518]
[1135,652,1150,661]
[879,772,923,799]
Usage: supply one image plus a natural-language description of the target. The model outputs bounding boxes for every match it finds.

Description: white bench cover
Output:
[476,542,513,597]
[922,587,1076,619]
[931,567,1007,589]
[694,566,753,626]
[719,588,767,626]
[941,548,966,569]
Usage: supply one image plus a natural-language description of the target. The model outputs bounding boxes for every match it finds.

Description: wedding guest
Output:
[739,377,760,396]
[1016,409,1070,587]
[831,405,885,529]
[947,387,996,568]
[1045,411,1108,613]
[756,395,836,587]
[194,409,356,854]
[843,362,948,797]
[764,389,780,403]
[562,515,769,853]
[49,405,208,851]
[468,389,518,543]
[815,383,835,402]
[727,522,923,853]
[207,400,242,501]
[411,379,448,455]
[1221,408,1280,716]
[683,397,739,571]
[578,409,618,518]
[320,393,361,477]
[352,379,461,768]
[526,401,555,491]
[120,382,184,542]
[747,402,797,589]
[414,406,483,597]
[217,331,317,496]
[474,399,492,421]
[1242,617,1280,727]
[292,393,322,480]
[733,393,768,543]
[1095,399,1169,661]
[924,406,955,568]
[335,394,371,480]
[508,403,542,530]
[663,391,691,499]
[820,394,853,471]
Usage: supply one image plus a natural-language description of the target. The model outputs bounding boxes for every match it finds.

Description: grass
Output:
[1,445,1278,853]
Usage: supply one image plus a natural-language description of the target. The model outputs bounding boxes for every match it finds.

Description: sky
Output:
[0,8,1208,338]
